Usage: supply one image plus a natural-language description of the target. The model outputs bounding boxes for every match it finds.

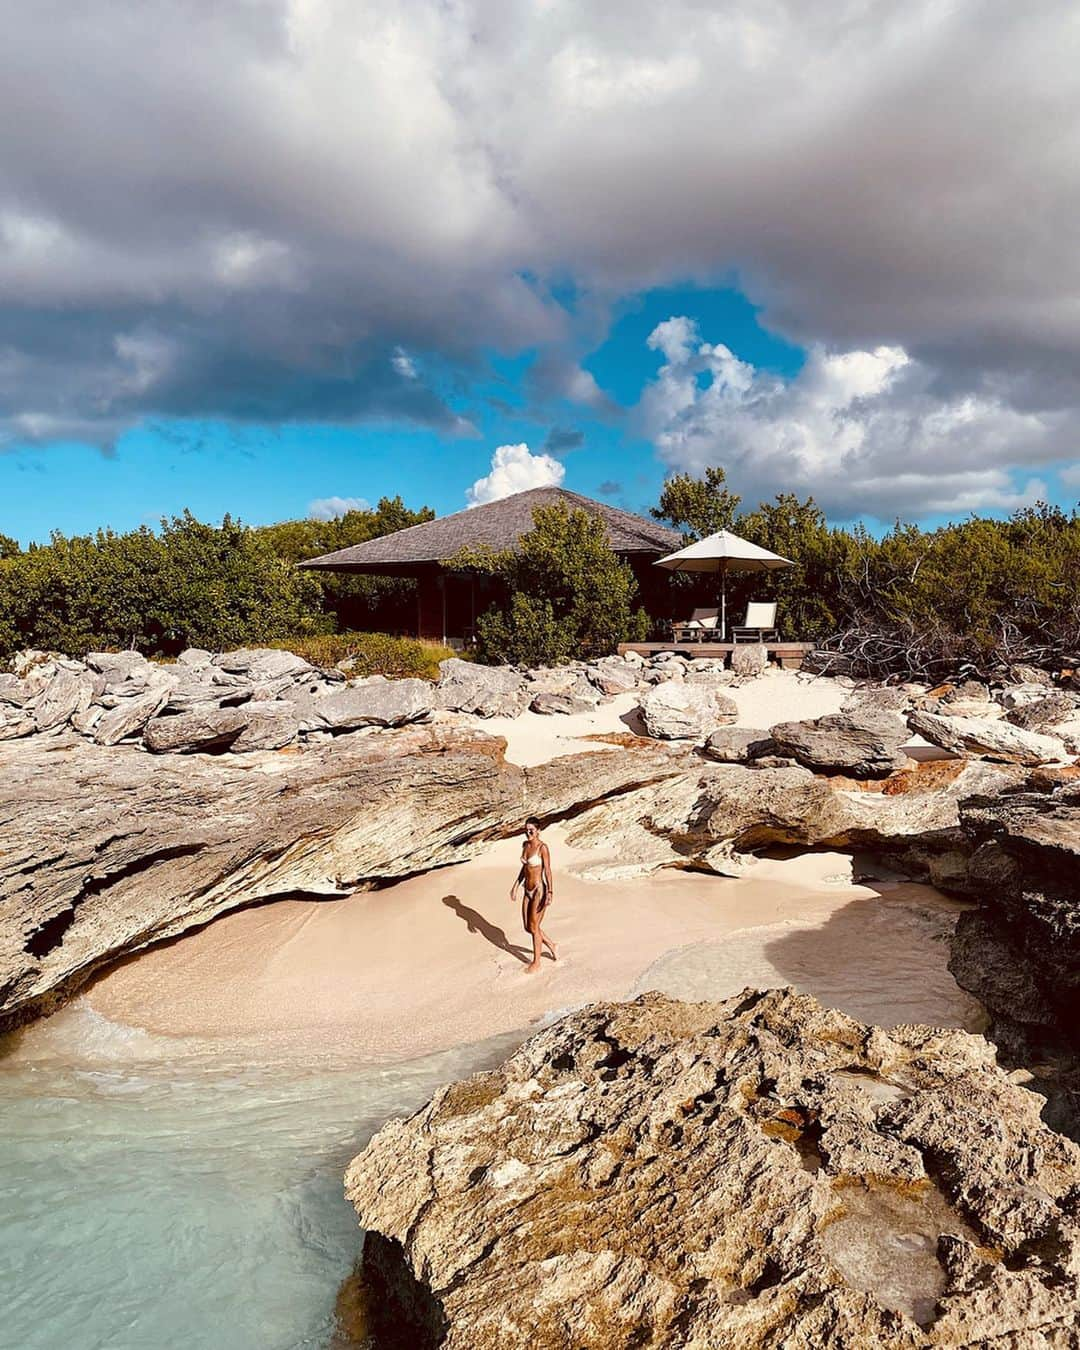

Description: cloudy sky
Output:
[2,0,1079,542]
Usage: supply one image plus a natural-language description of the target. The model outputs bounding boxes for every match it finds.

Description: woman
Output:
[510,816,557,973]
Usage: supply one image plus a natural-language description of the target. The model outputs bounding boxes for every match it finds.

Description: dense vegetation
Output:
[451,503,648,664]
[0,498,429,659]
[3,466,1078,678]
[652,469,1080,678]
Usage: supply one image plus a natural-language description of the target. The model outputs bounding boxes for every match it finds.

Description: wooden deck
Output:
[617,641,813,669]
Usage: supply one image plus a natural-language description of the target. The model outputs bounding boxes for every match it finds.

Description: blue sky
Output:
[1,286,808,545]
[3,3,1080,547]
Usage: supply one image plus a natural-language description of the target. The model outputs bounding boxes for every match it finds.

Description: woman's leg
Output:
[525,889,543,972]
[538,891,557,959]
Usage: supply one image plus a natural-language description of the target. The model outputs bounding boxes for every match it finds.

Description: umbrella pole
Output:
[720,564,727,641]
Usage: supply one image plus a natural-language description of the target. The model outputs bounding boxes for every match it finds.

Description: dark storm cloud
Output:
[2,1,1080,512]
[543,426,585,455]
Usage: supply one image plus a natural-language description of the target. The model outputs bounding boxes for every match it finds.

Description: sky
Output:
[2,0,1080,545]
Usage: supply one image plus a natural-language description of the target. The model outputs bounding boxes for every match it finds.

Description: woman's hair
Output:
[525,816,542,829]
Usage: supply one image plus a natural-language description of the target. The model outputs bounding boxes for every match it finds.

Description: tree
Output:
[454,504,648,665]
[651,466,741,539]
[0,533,20,560]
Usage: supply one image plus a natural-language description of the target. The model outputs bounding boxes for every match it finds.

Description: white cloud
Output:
[466,443,565,506]
[641,318,1061,519]
[391,347,417,379]
[308,495,371,520]
[1061,464,1080,488]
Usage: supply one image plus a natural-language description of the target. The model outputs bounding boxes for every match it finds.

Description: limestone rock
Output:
[213,648,313,680]
[142,706,250,754]
[33,672,94,732]
[770,708,910,777]
[702,727,775,762]
[639,681,738,740]
[842,686,913,715]
[0,708,35,740]
[229,700,300,751]
[529,691,598,716]
[586,658,640,696]
[1006,664,1054,688]
[0,729,686,1027]
[84,651,152,681]
[0,673,31,707]
[92,688,170,746]
[996,682,1057,711]
[434,659,528,718]
[176,647,212,669]
[1006,691,1079,732]
[346,989,1080,1349]
[908,709,1068,765]
[730,642,767,677]
[315,679,433,730]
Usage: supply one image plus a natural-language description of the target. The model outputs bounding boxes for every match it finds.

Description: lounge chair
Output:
[670,608,722,642]
[730,601,778,643]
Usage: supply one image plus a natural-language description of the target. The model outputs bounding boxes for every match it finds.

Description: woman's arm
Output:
[510,863,525,899]
[542,844,553,907]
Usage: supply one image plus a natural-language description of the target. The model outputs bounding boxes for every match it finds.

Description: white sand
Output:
[470,668,849,766]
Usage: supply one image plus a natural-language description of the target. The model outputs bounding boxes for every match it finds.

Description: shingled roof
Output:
[300,487,682,572]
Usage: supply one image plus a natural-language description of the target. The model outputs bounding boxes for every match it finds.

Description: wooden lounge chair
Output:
[731,601,778,643]
[670,607,721,642]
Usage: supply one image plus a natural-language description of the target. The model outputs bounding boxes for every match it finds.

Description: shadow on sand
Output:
[442,894,530,963]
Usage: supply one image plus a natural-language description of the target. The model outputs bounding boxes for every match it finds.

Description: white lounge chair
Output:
[730,601,778,643]
[671,607,721,642]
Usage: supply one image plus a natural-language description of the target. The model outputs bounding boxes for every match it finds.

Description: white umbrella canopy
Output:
[654,529,796,638]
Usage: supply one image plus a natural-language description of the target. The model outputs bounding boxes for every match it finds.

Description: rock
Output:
[770,708,910,777]
[230,701,300,751]
[91,688,171,745]
[949,785,1080,1135]
[315,679,433,730]
[176,647,212,668]
[730,642,767,677]
[11,650,61,678]
[346,989,1080,1349]
[1006,691,1079,731]
[1048,716,1080,754]
[84,651,151,680]
[586,661,639,696]
[908,709,1068,765]
[996,682,1056,711]
[433,659,528,718]
[0,709,35,740]
[841,686,912,714]
[639,682,738,740]
[33,672,94,732]
[1007,663,1054,687]
[529,691,598,716]
[0,673,31,707]
[0,728,686,1027]
[213,648,313,680]
[142,706,250,754]
[702,727,775,762]
[942,679,990,704]
[563,758,1020,884]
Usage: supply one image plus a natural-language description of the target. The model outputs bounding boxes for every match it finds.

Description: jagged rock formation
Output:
[639,682,738,740]
[563,758,1021,883]
[770,707,910,777]
[0,726,687,1028]
[346,989,1080,1348]
[908,709,1068,765]
[949,784,1080,1136]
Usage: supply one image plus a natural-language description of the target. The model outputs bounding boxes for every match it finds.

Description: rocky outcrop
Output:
[563,758,1021,883]
[770,708,910,777]
[0,727,688,1028]
[702,727,775,763]
[346,989,1080,1349]
[949,784,1080,1135]
[908,709,1069,765]
[433,659,528,718]
[314,678,433,730]
[639,682,738,740]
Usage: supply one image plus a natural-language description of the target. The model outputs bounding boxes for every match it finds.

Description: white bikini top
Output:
[525,850,542,865]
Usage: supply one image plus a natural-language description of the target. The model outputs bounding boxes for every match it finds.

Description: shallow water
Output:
[0,1011,521,1350]
[1,882,983,1350]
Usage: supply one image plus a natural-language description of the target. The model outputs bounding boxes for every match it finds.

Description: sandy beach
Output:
[83,669,974,1062]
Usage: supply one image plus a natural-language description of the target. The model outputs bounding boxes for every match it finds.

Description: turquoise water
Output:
[0,886,981,1350]
[0,1009,520,1350]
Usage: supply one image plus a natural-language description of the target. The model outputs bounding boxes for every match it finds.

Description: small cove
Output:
[1,844,986,1350]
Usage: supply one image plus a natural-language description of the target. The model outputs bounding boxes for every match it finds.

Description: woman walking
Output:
[510,816,557,973]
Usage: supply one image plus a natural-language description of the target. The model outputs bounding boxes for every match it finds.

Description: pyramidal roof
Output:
[300,487,682,571]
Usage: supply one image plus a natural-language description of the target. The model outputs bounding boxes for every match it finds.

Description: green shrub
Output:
[269,632,459,679]
[454,504,649,665]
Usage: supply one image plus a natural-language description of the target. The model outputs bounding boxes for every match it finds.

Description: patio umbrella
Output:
[654,529,795,639]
